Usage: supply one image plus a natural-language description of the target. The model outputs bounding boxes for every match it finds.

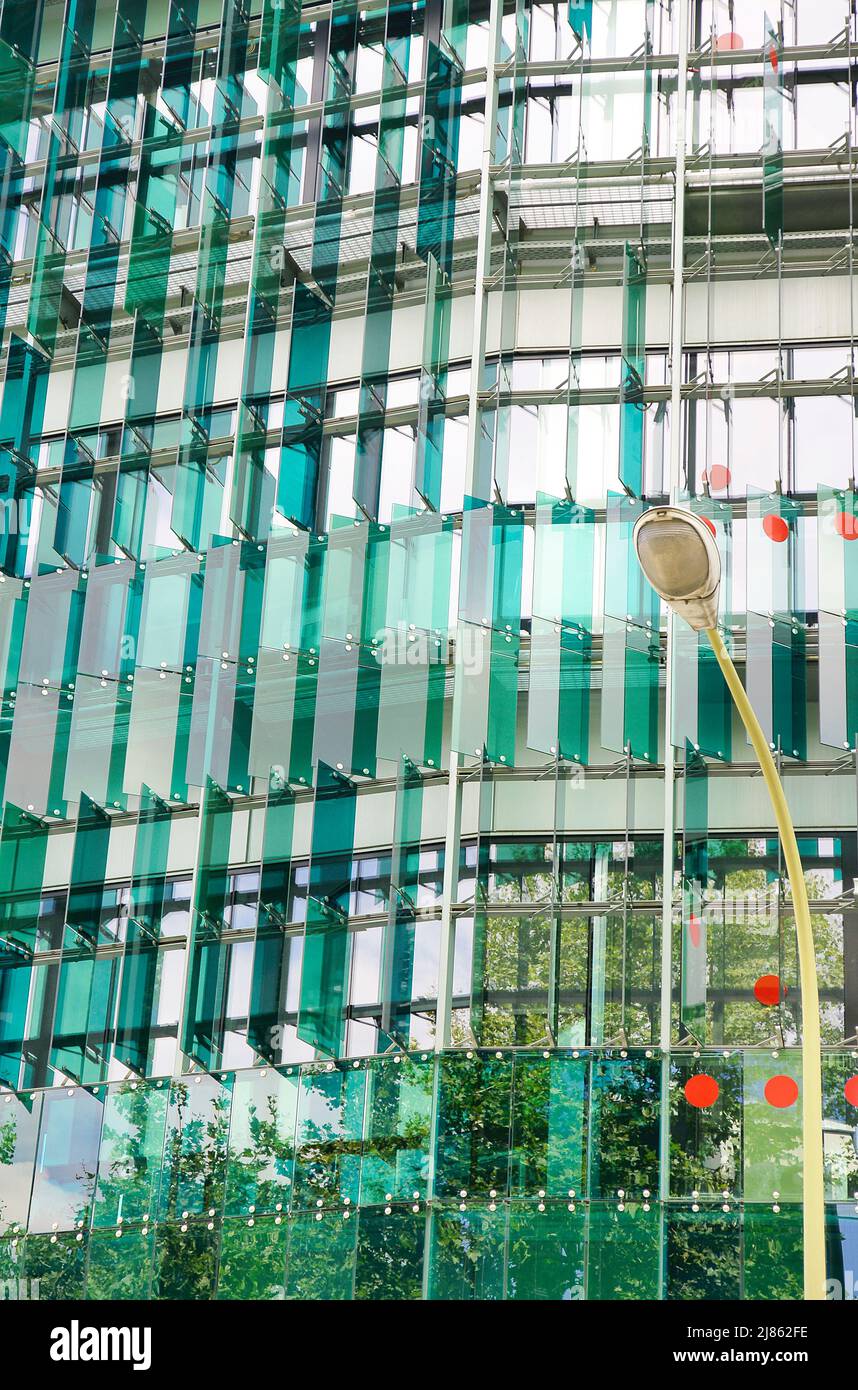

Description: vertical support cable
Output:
[658,0,690,1294]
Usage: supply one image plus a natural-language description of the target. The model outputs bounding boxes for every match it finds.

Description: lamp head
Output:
[632,506,721,632]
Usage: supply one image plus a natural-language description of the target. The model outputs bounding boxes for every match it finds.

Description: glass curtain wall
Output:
[0,0,857,1301]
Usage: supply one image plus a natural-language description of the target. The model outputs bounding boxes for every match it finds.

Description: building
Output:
[0,0,856,1302]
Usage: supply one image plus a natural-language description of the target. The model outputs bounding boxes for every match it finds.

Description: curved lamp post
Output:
[633,504,826,1303]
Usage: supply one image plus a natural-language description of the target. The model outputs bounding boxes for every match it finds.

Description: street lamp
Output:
[633,504,826,1303]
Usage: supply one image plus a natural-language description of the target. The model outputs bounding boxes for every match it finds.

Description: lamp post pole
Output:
[705,625,826,1303]
[632,504,826,1302]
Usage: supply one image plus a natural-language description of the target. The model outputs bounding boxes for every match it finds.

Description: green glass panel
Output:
[667,1207,741,1300]
[823,1054,858,1201]
[413,41,461,509]
[113,0,199,559]
[819,485,858,620]
[115,787,173,1075]
[528,497,594,762]
[248,783,295,1061]
[1,955,35,1092]
[285,1208,357,1299]
[427,1204,506,1300]
[277,8,359,529]
[746,490,804,623]
[673,626,733,763]
[64,793,111,946]
[506,1202,586,1300]
[122,667,194,804]
[297,763,357,1057]
[360,1053,432,1204]
[680,748,709,1042]
[250,532,325,786]
[18,568,84,691]
[62,674,133,811]
[459,503,524,636]
[152,1221,219,1299]
[670,1053,743,1198]
[490,0,528,503]
[28,1086,104,1232]
[230,0,302,540]
[743,1205,802,1300]
[92,1080,168,1228]
[0,1090,41,1235]
[224,1067,298,1216]
[602,496,659,762]
[743,1050,803,1204]
[465,763,494,1044]
[353,8,411,519]
[451,621,492,761]
[313,520,383,777]
[197,539,264,667]
[414,259,451,510]
[135,550,203,674]
[52,2,150,570]
[0,803,49,949]
[554,912,590,1047]
[486,626,519,766]
[50,911,119,1084]
[170,0,251,551]
[434,1052,513,1199]
[818,607,858,751]
[51,796,117,1084]
[745,612,806,761]
[24,1231,88,1300]
[256,531,322,656]
[183,778,234,1070]
[824,1203,858,1299]
[619,243,647,498]
[374,512,451,768]
[601,615,660,764]
[158,1074,232,1221]
[587,1053,660,1199]
[292,1061,366,1208]
[379,757,424,1043]
[480,910,552,1047]
[0,804,48,1088]
[354,1204,424,1300]
[0,1233,25,1299]
[86,1225,155,1299]
[216,1215,287,1298]
[0,11,42,357]
[585,1201,660,1299]
[25,1,98,359]
[602,908,660,1048]
[510,1052,586,1198]
[604,494,657,628]
[567,1,593,45]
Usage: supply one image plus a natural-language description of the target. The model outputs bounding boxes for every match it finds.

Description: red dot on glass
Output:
[844,1076,858,1107]
[836,512,858,541]
[754,974,785,1007]
[765,1075,798,1109]
[685,1074,719,1109]
[762,513,789,542]
[769,45,778,71]
[708,464,731,491]
[716,32,743,52]
[688,914,702,949]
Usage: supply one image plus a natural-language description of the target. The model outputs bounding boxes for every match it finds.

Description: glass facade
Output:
[0,0,858,1301]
